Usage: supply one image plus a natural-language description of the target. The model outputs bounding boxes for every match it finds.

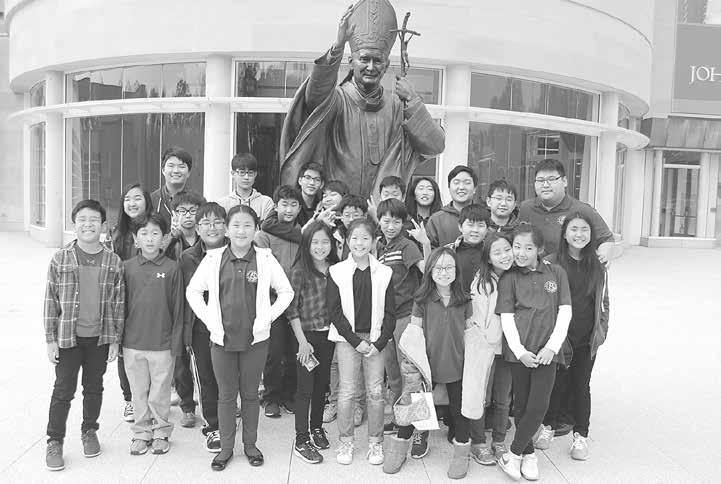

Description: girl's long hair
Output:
[405,176,442,222]
[294,221,339,279]
[115,183,153,236]
[475,232,511,296]
[556,211,603,296]
[414,246,469,307]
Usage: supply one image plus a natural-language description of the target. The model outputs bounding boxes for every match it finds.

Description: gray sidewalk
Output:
[0,232,717,483]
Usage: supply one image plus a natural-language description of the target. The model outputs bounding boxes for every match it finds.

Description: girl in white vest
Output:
[325,218,396,467]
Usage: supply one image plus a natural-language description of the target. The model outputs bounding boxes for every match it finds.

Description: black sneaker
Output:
[410,430,429,459]
[383,422,399,434]
[264,401,281,418]
[81,429,101,457]
[294,438,323,464]
[310,428,330,450]
[281,400,295,414]
[46,440,64,471]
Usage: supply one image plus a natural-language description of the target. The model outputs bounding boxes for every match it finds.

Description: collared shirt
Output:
[44,241,125,349]
[411,293,472,384]
[518,195,613,255]
[123,253,183,352]
[496,260,571,362]
[219,246,258,351]
[75,246,103,337]
[165,230,199,261]
[286,265,329,332]
[377,235,423,318]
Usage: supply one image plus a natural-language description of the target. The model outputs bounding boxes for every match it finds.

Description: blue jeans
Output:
[336,337,385,443]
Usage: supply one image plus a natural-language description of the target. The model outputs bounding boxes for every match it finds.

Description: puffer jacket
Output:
[545,253,609,357]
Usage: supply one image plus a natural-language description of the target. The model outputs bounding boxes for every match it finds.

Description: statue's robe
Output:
[280,47,445,197]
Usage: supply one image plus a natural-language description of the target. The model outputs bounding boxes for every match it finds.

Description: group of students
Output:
[43,147,613,481]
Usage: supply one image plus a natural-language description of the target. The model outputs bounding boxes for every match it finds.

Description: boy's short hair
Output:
[379,176,405,195]
[377,198,407,220]
[171,190,206,211]
[459,204,491,225]
[134,213,169,235]
[231,153,258,171]
[273,185,303,204]
[226,204,260,227]
[337,194,368,214]
[195,202,227,223]
[325,180,350,196]
[512,222,544,249]
[347,217,376,239]
[298,161,325,181]
[447,165,477,186]
[487,179,518,200]
[534,158,566,178]
[161,146,193,171]
[71,199,107,224]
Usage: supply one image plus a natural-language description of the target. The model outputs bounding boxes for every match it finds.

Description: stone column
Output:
[203,55,232,202]
[650,149,664,237]
[440,64,471,203]
[696,152,710,238]
[44,71,64,247]
[595,92,619,227]
[620,145,647,245]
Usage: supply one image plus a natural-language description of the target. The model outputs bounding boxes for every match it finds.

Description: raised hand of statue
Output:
[395,75,418,102]
[335,4,355,49]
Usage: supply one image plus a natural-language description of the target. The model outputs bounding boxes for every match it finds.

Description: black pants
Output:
[174,346,195,413]
[191,323,219,432]
[544,345,595,437]
[118,354,131,401]
[47,337,109,442]
[294,330,334,437]
[262,317,297,404]
[510,362,557,455]
[398,380,469,443]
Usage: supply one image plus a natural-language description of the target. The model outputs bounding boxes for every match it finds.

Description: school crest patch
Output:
[544,280,558,294]
[246,270,258,283]
[557,215,566,226]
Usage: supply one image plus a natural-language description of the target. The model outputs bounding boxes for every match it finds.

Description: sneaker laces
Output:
[571,435,587,449]
[539,427,554,440]
[368,442,382,456]
[47,442,61,455]
[337,441,353,453]
[207,430,220,440]
[412,432,423,445]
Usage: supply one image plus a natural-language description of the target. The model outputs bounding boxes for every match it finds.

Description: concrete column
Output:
[203,55,233,202]
[696,152,710,238]
[440,64,471,203]
[621,147,646,245]
[595,92,619,227]
[44,71,64,247]
[650,150,664,237]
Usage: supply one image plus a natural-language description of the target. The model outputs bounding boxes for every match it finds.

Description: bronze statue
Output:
[279,0,445,198]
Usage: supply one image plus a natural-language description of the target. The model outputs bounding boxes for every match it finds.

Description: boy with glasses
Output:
[44,200,125,471]
[486,180,520,236]
[296,162,325,227]
[179,202,229,453]
[166,191,207,261]
[218,153,274,222]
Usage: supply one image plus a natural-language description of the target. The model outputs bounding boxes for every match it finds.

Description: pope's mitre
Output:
[347,0,398,56]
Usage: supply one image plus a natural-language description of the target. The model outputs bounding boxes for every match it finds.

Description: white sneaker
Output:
[521,452,539,481]
[497,451,522,480]
[367,442,384,465]
[337,441,354,465]
[123,401,134,422]
[323,403,337,423]
[570,432,589,460]
[534,424,554,450]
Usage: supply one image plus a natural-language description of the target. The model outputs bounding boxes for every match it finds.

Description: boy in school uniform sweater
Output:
[123,213,184,456]
[44,200,125,472]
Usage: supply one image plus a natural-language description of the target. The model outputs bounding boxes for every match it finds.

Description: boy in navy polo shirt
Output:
[445,204,490,291]
[123,213,184,456]
[376,199,429,438]
[44,200,125,471]
[496,224,571,481]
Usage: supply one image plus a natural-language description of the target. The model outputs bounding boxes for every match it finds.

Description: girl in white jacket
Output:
[186,205,293,472]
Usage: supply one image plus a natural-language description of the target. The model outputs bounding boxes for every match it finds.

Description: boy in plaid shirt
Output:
[44,200,125,471]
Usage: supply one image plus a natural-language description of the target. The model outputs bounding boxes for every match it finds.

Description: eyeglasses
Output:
[198,220,226,229]
[301,175,322,184]
[490,196,515,204]
[232,169,256,177]
[432,265,456,274]
[534,175,563,185]
[175,207,198,216]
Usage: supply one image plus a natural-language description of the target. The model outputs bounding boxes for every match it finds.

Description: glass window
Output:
[678,0,721,24]
[659,150,701,237]
[122,114,161,190]
[162,63,206,97]
[29,81,45,107]
[468,122,592,202]
[90,68,123,101]
[285,62,316,97]
[123,65,162,99]
[236,62,287,97]
[382,66,442,105]
[547,85,574,118]
[30,123,46,226]
[471,73,511,110]
[510,78,547,115]
[67,72,91,103]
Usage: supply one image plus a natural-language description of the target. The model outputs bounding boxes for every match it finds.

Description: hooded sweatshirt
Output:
[217,189,275,222]
[426,203,462,248]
